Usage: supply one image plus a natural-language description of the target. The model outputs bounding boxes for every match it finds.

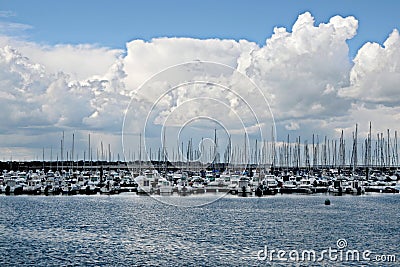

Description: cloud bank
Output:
[0,12,399,160]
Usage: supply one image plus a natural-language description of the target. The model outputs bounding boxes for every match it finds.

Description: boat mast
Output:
[368,122,372,168]
[387,129,391,168]
[50,146,52,171]
[62,131,64,172]
[271,126,276,168]
[163,128,167,176]
[108,144,111,163]
[139,132,142,174]
[352,124,358,173]
[244,131,247,174]
[395,130,398,167]
[71,133,74,171]
[213,129,217,174]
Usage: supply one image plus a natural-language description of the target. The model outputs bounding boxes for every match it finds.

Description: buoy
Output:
[325,199,331,205]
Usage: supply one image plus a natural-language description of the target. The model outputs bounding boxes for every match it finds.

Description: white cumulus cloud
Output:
[0,11,400,159]
[338,29,400,105]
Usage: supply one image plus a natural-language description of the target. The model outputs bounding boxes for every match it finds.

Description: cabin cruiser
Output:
[297,177,315,194]
[256,174,278,195]
[176,178,192,195]
[190,176,205,189]
[100,180,120,194]
[228,174,240,194]
[157,177,173,195]
[135,174,153,195]
[237,176,252,196]
[25,179,42,194]
[281,175,298,193]
[3,176,25,194]
[208,177,228,187]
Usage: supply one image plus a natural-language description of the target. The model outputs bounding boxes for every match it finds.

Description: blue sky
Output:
[1,0,399,58]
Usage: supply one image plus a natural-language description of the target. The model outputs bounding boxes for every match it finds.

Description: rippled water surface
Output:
[0,194,399,266]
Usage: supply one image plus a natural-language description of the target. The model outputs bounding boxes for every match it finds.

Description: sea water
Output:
[0,194,399,266]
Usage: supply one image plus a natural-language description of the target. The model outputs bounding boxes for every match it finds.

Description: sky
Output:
[0,0,399,162]
[1,0,398,57]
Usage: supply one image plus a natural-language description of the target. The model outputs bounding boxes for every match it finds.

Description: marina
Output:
[2,122,400,197]
[1,161,399,197]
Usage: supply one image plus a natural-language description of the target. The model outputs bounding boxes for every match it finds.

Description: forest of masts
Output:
[32,123,399,171]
